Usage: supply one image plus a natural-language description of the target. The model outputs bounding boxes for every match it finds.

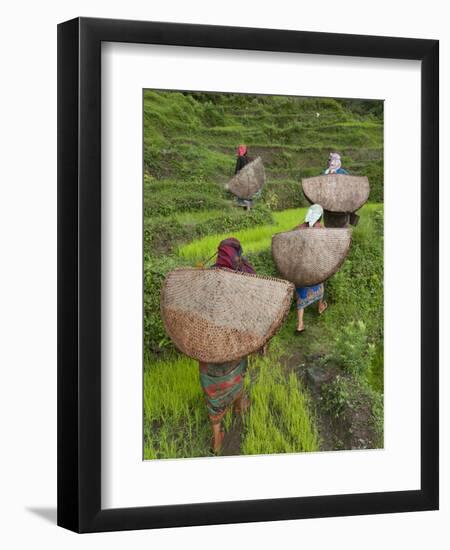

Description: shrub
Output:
[262,180,307,210]
[325,206,383,344]
[320,375,352,419]
[320,374,384,448]
[246,249,278,277]
[361,160,384,202]
[330,320,376,378]
[144,254,183,356]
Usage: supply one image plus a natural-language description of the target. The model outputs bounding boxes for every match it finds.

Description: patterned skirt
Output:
[296,283,324,310]
[199,358,247,424]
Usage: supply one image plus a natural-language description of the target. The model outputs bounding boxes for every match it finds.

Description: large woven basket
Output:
[272,228,352,287]
[160,268,294,363]
[225,157,265,199]
[302,174,370,212]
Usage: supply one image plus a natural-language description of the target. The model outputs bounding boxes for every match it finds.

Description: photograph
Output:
[0,0,443,542]
[143,90,384,459]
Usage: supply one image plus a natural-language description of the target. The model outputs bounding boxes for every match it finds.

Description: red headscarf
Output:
[213,237,255,274]
[237,144,247,157]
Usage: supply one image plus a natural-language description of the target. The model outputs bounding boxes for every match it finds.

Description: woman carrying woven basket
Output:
[235,144,251,174]
[324,152,349,175]
[295,204,328,333]
[323,153,360,226]
[199,237,254,454]
[234,144,259,210]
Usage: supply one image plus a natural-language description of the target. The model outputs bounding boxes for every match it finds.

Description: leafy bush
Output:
[330,320,376,378]
[320,374,384,447]
[323,206,383,398]
[144,254,183,356]
[262,180,307,210]
[340,99,383,119]
[246,249,278,277]
[359,160,384,202]
[320,375,352,419]
[325,206,383,344]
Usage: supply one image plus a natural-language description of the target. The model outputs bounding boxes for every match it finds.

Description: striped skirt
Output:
[199,358,247,424]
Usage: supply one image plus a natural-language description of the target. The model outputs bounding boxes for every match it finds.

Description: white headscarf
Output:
[325,152,342,174]
[305,204,323,227]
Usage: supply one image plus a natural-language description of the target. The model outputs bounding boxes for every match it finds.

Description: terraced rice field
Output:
[143,91,384,459]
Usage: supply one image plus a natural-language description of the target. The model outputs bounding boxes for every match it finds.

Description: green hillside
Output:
[143,90,384,459]
[144,90,383,207]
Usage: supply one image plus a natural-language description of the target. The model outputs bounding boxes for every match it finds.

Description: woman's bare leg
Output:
[318,299,328,314]
[233,392,250,414]
[296,307,305,331]
[211,421,224,453]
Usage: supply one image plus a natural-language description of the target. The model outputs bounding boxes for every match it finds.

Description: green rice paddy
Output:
[178,208,307,262]
[144,345,320,459]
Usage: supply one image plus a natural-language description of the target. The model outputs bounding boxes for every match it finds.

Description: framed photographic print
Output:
[57,17,439,532]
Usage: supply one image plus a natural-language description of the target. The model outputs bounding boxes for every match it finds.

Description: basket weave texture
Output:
[302,174,370,212]
[272,228,352,287]
[226,157,265,199]
[160,268,294,363]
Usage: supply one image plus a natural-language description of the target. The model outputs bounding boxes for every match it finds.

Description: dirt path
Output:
[219,305,380,456]
[281,317,380,451]
[221,416,244,456]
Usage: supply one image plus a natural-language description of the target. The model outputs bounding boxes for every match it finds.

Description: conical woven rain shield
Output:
[272,228,352,287]
[161,268,294,363]
[302,174,370,212]
[226,157,265,199]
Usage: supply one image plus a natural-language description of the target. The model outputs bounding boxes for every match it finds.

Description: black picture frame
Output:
[57,16,439,533]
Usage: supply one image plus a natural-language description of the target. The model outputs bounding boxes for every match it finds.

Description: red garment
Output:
[237,144,247,157]
[297,221,323,229]
[214,237,255,274]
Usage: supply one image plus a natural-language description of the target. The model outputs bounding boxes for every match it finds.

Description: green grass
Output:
[143,90,383,184]
[143,355,211,459]
[177,207,307,263]
[242,348,319,455]
[173,209,227,224]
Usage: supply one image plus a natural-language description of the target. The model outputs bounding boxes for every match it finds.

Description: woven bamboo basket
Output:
[302,174,370,212]
[272,228,352,287]
[225,157,265,199]
[160,268,294,363]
